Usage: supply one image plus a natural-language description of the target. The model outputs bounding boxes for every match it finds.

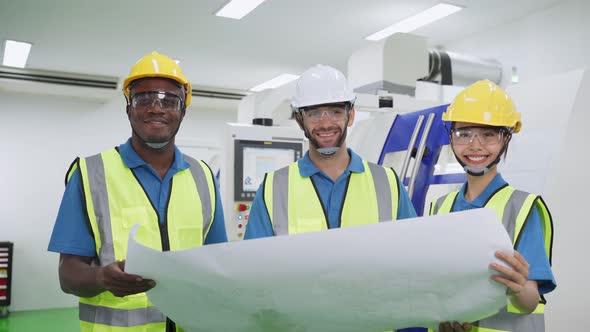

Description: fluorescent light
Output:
[215,0,267,19]
[250,74,299,92]
[366,3,462,41]
[2,40,32,68]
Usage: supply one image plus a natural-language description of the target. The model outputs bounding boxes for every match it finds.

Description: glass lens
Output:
[303,105,347,122]
[131,91,182,112]
[452,127,503,145]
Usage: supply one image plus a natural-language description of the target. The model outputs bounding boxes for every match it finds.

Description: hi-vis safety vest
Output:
[429,184,554,332]
[262,161,400,234]
[66,148,216,332]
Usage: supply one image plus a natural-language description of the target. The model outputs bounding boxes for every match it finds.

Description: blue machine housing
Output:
[378,104,466,216]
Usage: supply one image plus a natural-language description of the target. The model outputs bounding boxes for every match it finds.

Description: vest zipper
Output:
[128,167,170,251]
[160,177,173,252]
[309,177,330,229]
[337,174,353,228]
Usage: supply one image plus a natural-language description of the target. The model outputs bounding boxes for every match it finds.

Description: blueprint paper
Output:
[125,208,512,331]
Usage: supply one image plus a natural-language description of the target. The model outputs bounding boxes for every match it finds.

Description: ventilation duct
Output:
[0,66,118,89]
[0,66,248,101]
[422,49,502,86]
[192,88,246,100]
[348,33,504,97]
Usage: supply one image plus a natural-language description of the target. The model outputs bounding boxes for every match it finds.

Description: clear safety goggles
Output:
[130,91,183,112]
[302,103,350,123]
[450,126,507,146]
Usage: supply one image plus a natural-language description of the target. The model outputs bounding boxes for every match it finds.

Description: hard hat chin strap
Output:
[453,137,510,177]
[299,112,349,156]
[316,147,340,155]
[146,141,170,149]
[453,151,498,176]
[129,109,184,151]
[463,164,492,176]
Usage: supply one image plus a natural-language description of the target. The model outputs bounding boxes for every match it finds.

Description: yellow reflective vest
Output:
[429,185,554,332]
[262,161,400,234]
[68,148,216,332]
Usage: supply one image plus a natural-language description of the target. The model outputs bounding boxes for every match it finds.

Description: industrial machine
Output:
[228,32,509,225]
[346,33,504,215]
[0,242,13,318]
[220,122,307,241]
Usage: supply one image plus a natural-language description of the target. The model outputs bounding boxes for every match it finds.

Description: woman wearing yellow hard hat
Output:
[430,80,556,332]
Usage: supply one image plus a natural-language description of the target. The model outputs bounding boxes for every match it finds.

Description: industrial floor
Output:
[0,307,78,332]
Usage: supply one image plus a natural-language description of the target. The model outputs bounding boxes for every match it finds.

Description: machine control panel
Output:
[221,123,307,241]
[234,202,251,239]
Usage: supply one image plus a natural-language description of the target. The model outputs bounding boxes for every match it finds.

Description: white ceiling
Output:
[0,0,562,92]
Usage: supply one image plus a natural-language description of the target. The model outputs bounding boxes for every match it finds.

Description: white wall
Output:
[541,70,590,331]
[444,0,590,85]
[0,90,236,311]
[441,2,590,329]
[499,69,588,331]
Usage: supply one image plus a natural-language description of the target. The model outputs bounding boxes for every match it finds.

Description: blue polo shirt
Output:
[48,139,227,257]
[451,173,556,295]
[244,148,417,239]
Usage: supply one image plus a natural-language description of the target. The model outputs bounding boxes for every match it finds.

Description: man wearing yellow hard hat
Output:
[429,80,556,332]
[48,52,227,331]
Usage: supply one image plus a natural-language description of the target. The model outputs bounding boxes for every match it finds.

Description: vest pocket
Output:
[292,218,326,234]
[118,206,161,251]
[120,206,150,229]
[172,223,203,250]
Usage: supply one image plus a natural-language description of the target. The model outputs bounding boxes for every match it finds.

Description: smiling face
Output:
[299,103,355,152]
[127,78,185,150]
[451,122,507,172]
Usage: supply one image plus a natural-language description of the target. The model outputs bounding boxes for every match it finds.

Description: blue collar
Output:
[297,148,365,178]
[117,138,190,171]
[457,173,509,207]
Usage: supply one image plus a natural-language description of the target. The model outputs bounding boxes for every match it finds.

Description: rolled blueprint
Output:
[126,208,512,331]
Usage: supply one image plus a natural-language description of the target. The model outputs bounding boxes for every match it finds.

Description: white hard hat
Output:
[291,64,356,109]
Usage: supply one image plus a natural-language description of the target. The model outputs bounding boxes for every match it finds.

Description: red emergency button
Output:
[237,203,247,212]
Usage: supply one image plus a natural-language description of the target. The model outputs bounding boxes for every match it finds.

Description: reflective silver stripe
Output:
[85,153,116,266]
[272,166,290,235]
[271,164,393,234]
[476,306,545,331]
[184,155,213,239]
[476,189,544,332]
[367,162,392,222]
[79,302,165,327]
[434,195,446,214]
[498,189,530,242]
[433,188,544,330]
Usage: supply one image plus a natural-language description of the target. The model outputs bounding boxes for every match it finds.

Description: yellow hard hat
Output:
[122,51,192,106]
[442,80,521,133]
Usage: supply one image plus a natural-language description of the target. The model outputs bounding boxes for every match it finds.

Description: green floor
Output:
[0,307,78,332]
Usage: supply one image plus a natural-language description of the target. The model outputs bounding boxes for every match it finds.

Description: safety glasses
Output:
[450,126,506,146]
[130,91,183,112]
[302,103,350,123]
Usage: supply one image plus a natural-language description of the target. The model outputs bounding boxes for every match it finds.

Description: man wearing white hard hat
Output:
[245,64,416,239]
